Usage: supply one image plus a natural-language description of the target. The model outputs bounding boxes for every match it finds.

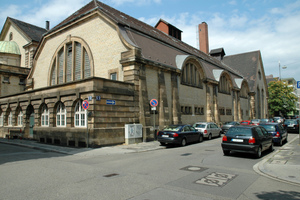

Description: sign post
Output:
[150,99,158,140]
[82,100,89,147]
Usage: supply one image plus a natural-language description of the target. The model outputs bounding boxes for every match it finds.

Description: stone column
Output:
[206,83,213,122]
[158,70,170,129]
[171,72,181,124]
[249,93,255,119]
[213,85,220,124]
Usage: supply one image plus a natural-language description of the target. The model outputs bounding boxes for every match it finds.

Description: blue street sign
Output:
[106,100,116,105]
[96,96,101,101]
[88,96,92,101]
[297,81,300,89]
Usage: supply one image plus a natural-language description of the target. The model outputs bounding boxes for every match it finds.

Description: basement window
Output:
[3,76,10,84]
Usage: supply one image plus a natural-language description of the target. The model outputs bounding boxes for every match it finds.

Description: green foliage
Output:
[268,81,298,116]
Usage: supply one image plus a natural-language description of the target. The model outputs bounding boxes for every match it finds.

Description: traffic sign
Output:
[82,100,89,110]
[106,100,116,105]
[150,99,158,107]
[297,81,300,89]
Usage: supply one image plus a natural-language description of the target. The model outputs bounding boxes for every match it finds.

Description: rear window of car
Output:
[163,125,182,131]
[226,127,252,136]
[284,120,297,125]
[259,124,276,132]
[194,124,206,128]
[241,122,248,125]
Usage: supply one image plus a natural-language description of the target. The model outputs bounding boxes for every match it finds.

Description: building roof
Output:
[0,41,20,55]
[6,17,47,42]
[223,50,263,91]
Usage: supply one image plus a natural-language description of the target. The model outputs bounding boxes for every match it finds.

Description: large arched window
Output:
[181,62,203,88]
[56,102,66,127]
[41,104,49,127]
[74,101,86,127]
[18,110,23,126]
[50,38,92,86]
[218,75,231,94]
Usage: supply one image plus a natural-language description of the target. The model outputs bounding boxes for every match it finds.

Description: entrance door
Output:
[30,113,34,137]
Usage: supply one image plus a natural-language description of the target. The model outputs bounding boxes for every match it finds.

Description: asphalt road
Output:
[0,134,299,200]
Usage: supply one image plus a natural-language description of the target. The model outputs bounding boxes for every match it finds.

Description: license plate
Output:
[288,125,294,127]
[162,135,169,138]
[232,139,243,142]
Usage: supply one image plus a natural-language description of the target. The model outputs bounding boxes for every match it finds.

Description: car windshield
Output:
[194,124,206,128]
[163,125,182,131]
[241,122,248,124]
[226,127,252,136]
[284,120,297,125]
[260,119,268,122]
[259,124,276,132]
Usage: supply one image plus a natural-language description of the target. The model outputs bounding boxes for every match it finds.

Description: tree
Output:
[268,81,298,116]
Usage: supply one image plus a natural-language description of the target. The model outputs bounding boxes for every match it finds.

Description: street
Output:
[0,134,300,200]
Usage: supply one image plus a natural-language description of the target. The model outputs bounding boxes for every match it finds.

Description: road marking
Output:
[195,172,237,187]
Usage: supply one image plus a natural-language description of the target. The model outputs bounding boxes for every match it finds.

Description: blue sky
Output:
[1,0,300,83]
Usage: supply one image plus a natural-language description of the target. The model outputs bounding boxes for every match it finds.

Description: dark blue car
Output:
[259,123,288,146]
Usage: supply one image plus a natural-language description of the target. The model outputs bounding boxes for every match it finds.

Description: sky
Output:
[1,0,300,83]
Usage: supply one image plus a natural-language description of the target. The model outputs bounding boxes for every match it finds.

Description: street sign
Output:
[106,100,116,105]
[82,100,89,110]
[96,96,101,101]
[150,99,158,107]
[297,81,300,89]
[88,96,92,101]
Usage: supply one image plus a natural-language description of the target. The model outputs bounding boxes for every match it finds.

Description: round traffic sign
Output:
[82,100,89,110]
[150,99,158,107]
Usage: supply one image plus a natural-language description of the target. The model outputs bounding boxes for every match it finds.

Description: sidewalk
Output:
[0,138,165,156]
[1,136,300,186]
[254,135,300,186]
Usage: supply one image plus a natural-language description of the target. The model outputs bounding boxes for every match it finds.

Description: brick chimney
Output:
[198,22,209,54]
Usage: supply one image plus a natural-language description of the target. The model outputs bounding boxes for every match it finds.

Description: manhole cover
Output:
[180,166,208,173]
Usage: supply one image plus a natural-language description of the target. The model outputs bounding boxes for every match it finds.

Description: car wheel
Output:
[181,138,187,146]
[223,150,230,156]
[198,135,203,143]
[160,142,166,146]
[208,134,212,140]
[256,146,262,158]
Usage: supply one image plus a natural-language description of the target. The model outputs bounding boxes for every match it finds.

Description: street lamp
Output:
[278,61,287,80]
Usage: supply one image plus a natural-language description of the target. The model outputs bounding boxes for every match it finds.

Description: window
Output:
[0,112,3,126]
[18,111,23,126]
[41,105,49,126]
[75,101,86,127]
[56,102,66,127]
[219,108,225,115]
[181,62,203,88]
[226,109,232,115]
[218,75,230,94]
[110,73,117,80]
[9,32,13,41]
[3,76,10,83]
[50,39,92,85]
[8,111,12,126]
[19,78,25,85]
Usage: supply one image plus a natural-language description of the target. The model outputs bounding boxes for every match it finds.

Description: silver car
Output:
[193,122,222,139]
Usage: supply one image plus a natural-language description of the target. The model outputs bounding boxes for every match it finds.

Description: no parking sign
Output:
[82,100,89,110]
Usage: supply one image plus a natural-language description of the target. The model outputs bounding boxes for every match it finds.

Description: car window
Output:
[260,127,268,136]
[183,126,190,132]
[213,124,218,128]
[163,125,181,131]
[194,124,206,128]
[226,127,252,136]
[256,127,264,137]
[190,126,196,131]
[278,124,285,132]
[260,124,276,132]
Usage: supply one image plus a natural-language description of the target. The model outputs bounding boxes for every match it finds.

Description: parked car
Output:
[273,116,284,123]
[240,120,251,125]
[193,122,222,139]
[221,121,240,134]
[157,124,203,146]
[221,125,273,158]
[259,123,288,146]
[260,118,272,124]
[250,119,260,125]
[283,119,300,133]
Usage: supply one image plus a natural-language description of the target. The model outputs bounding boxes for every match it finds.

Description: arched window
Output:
[18,110,23,126]
[0,111,3,126]
[8,111,12,126]
[218,75,231,94]
[74,101,86,127]
[41,104,49,127]
[56,102,66,127]
[181,62,203,88]
[50,39,91,86]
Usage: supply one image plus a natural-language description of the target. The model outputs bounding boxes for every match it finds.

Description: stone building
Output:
[0,0,268,147]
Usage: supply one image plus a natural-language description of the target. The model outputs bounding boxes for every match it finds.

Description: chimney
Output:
[45,21,50,31]
[198,22,209,54]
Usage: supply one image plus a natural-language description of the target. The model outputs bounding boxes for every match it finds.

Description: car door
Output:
[255,127,267,151]
[182,125,192,142]
[212,123,220,137]
[260,127,272,150]
[278,124,287,140]
[189,126,199,142]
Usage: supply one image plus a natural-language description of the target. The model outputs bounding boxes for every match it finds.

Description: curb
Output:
[253,136,300,187]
